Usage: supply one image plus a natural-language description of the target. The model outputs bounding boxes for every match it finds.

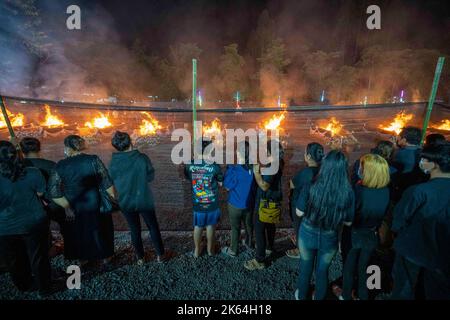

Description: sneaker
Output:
[244,259,265,271]
[286,248,300,259]
[221,247,237,258]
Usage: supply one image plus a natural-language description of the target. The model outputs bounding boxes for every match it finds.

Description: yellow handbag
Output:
[258,199,281,224]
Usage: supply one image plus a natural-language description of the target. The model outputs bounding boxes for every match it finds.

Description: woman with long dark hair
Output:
[0,141,53,297]
[49,135,116,268]
[295,150,355,300]
[222,141,255,257]
[287,142,324,259]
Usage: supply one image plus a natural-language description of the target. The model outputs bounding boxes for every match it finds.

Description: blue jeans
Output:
[296,220,338,300]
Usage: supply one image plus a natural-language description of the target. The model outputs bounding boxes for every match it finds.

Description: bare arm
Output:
[253,164,270,192]
[53,196,70,209]
[106,186,116,200]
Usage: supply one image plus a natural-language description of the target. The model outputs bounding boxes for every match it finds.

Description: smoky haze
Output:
[0,0,449,105]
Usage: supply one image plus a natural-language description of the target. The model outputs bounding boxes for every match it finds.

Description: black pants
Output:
[342,247,375,300]
[0,223,51,292]
[255,217,275,263]
[424,270,450,300]
[390,254,421,300]
[123,210,165,259]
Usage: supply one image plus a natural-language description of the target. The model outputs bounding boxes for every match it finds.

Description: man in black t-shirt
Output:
[391,127,427,202]
[20,137,67,254]
[390,142,450,300]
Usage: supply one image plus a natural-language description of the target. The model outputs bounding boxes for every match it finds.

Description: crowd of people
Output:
[0,126,449,300]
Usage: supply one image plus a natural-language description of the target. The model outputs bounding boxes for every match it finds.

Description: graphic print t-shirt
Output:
[185,161,223,212]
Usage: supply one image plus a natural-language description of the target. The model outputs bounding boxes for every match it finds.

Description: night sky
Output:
[2,0,450,101]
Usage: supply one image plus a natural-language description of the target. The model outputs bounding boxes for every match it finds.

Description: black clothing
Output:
[254,164,283,263]
[391,146,427,202]
[291,166,319,205]
[122,210,165,259]
[0,167,47,235]
[296,182,355,231]
[392,178,450,259]
[255,217,275,263]
[290,166,319,243]
[23,157,68,249]
[0,222,51,293]
[109,150,156,212]
[184,161,223,212]
[353,185,390,230]
[49,154,114,260]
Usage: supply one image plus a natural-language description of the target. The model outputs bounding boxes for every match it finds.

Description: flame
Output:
[432,119,450,131]
[203,118,222,137]
[139,112,162,136]
[263,112,286,130]
[379,111,413,135]
[0,108,24,128]
[322,117,343,137]
[42,104,65,128]
[84,112,112,129]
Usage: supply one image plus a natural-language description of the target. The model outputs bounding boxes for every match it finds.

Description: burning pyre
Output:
[432,119,450,132]
[139,112,162,136]
[310,117,359,150]
[203,118,223,138]
[42,105,65,128]
[84,112,112,129]
[378,111,413,135]
[262,112,286,131]
[0,108,24,128]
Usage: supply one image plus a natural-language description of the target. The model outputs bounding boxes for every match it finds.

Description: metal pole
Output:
[421,57,445,144]
[192,59,197,142]
[0,95,16,139]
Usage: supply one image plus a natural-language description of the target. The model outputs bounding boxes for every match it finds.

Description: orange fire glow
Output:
[84,112,112,129]
[203,118,222,137]
[379,111,413,135]
[42,105,65,128]
[139,112,162,136]
[263,112,286,130]
[322,117,343,137]
[0,108,24,128]
[432,119,450,131]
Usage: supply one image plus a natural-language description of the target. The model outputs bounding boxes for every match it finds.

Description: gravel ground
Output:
[0,229,345,300]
